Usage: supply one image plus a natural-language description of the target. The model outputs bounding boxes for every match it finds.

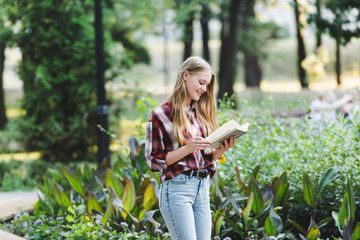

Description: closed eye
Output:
[199,80,209,86]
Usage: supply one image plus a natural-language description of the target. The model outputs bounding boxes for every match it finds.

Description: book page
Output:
[206,120,249,149]
[206,120,240,142]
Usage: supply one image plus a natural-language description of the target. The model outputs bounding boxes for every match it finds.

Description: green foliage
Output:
[7,0,97,163]
[102,0,163,69]
[2,0,165,163]
[264,209,283,237]
[1,212,169,240]
[0,0,15,46]
[332,179,359,240]
[303,172,316,210]
[0,159,62,191]
[213,165,286,238]
[238,19,282,59]
[30,148,164,237]
[271,171,290,208]
[308,0,360,45]
[218,97,360,202]
[289,167,340,239]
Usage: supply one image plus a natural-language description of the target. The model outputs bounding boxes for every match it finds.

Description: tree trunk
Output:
[217,0,241,102]
[335,38,341,86]
[244,56,262,87]
[294,0,308,88]
[0,43,7,130]
[242,0,261,87]
[200,3,211,62]
[315,0,322,50]
[183,12,194,61]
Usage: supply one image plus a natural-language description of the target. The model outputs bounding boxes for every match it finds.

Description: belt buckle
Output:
[198,170,207,179]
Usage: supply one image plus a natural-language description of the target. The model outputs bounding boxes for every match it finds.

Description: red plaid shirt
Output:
[145,100,216,183]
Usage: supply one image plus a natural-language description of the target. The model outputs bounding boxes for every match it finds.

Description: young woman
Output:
[145,56,236,240]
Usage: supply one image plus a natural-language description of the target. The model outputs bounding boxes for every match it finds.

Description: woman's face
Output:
[183,70,212,106]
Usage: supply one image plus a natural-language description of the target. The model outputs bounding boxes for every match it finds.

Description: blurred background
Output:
[1,0,359,162]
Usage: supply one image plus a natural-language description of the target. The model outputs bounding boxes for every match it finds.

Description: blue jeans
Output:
[159,173,211,240]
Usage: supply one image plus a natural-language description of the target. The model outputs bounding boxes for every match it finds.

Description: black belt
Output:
[182,169,209,179]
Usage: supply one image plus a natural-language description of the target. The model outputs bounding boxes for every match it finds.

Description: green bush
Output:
[10,0,98,163]
[0,159,62,191]
[1,212,169,240]
[0,117,25,153]
[218,98,360,198]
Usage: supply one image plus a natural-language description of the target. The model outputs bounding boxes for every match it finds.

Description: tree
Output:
[175,0,196,60]
[102,0,155,69]
[200,2,211,62]
[0,1,13,130]
[309,0,360,85]
[293,0,308,88]
[217,0,241,102]
[174,0,212,61]
[0,29,9,130]
[239,0,262,88]
[9,1,98,163]
[315,0,323,49]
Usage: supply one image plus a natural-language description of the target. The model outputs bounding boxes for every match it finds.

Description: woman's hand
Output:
[220,136,236,150]
[185,136,210,153]
[212,136,237,160]
[165,136,210,166]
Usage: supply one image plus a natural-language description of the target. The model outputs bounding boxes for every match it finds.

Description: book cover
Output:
[206,120,249,149]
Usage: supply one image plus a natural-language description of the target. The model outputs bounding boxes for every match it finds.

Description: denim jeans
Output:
[159,173,211,240]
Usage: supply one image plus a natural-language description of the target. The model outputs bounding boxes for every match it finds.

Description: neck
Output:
[186,97,192,110]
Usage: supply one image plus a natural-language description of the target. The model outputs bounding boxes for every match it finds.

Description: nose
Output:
[202,85,206,92]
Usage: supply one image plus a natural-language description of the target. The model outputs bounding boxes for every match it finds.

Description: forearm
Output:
[165,145,192,166]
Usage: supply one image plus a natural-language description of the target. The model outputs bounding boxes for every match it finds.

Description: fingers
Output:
[189,136,210,151]
[220,136,237,150]
[229,136,236,146]
[192,136,209,142]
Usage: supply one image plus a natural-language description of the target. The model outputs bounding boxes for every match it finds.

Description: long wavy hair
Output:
[168,56,218,145]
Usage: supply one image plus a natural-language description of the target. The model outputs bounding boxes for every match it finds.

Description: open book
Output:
[206,120,249,149]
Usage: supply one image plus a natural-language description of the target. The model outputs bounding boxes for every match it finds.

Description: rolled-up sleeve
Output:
[145,119,169,173]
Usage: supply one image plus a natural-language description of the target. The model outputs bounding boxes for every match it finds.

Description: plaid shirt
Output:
[145,100,216,183]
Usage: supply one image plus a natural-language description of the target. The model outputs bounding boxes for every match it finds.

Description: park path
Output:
[0,191,40,240]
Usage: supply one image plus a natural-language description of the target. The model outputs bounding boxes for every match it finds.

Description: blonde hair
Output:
[169,56,218,145]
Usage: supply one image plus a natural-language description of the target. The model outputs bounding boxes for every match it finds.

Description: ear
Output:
[183,70,189,82]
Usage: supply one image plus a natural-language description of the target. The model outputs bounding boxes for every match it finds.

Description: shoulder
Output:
[149,101,173,123]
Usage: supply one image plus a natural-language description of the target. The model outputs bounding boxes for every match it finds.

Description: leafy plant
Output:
[33,141,163,237]
[1,211,169,240]
[332,179,360,240]
[213,165,290,239]
[289,167,339,239]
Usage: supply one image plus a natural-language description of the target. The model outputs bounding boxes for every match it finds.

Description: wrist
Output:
[212,149,225,160]
[183,144,192,155]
